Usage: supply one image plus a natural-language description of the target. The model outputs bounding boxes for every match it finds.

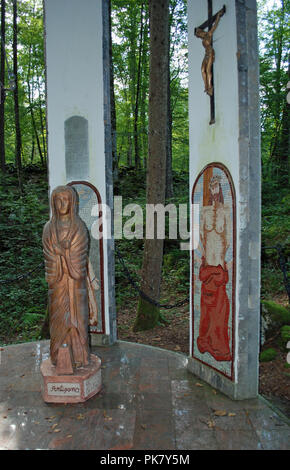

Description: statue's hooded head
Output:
[49,186,81,244]
[50,185,78,221]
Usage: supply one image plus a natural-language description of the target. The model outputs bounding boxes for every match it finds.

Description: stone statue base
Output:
[40,354,102,403]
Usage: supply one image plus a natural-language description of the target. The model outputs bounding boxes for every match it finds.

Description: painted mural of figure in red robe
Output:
[197,175,232,361]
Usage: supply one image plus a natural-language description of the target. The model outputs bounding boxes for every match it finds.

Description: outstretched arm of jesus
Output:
[194,27,206,39]
[209,11,223,36]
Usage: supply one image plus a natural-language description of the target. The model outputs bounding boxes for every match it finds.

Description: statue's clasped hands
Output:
[53,239,71,256]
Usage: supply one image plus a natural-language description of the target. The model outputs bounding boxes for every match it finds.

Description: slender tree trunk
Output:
[133,2,145,171]
[31,136,35,163]
[127,132,132,167]
[134,0,169,331]
[109,0,118,181]
[13,0,22,189]
[165,10,173,199]
[276,55,290,181]
[37,74,47,163]
[140,10,149,169]
[128,6,137,167]
[27,44,44,165]
[270,0,285,162]
[0,0,6,172]
[38,101,46,163]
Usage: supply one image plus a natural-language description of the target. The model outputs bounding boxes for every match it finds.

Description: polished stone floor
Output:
[0,340,289,450]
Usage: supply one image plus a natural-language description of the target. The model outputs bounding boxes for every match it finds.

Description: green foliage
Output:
[260,347,278,362]
[258,0,290,184]
[280,325,290,345]
[0,166,48,345]
[112,0,188,172]
[261,300,290,325]
[0,0,288,348]
[1,0,46,167]
[261,178,289,301]
[115,170,190,318]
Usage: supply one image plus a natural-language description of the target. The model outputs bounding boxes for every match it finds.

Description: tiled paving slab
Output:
[0,340,289,450]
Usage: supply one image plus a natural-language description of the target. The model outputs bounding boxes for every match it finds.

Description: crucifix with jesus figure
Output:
[194,2,226,125]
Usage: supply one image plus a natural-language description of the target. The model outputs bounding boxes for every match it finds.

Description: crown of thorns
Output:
[209,175,222,187]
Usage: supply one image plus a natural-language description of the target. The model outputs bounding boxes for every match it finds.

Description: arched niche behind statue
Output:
[68,181,105,336]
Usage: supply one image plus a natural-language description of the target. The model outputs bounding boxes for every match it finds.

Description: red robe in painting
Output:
[197,261,231,361]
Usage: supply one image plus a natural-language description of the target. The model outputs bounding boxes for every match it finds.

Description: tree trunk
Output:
[27,44,44,165]
[269,0,285,162]
[128,8,137,169]
[0,0,6,172]
[30,136,35,163]
[109,0,118,181]
[165,10,173,199]
[134,0,169,331]
[37,74,47,163]
[13,0,22,189]
[276,55,290,181]
[133,2,145,171]
[140,10,149,169]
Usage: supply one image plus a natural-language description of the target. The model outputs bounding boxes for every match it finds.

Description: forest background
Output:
[0,0,289,403]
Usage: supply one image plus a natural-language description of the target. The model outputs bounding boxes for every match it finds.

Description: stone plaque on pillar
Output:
[188,0,261,399]
[65,116,89,182]
[44,0,116,346]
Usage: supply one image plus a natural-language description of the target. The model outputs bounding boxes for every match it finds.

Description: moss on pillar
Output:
[133,296,160,332]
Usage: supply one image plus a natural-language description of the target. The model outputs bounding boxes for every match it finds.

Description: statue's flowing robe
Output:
[43,218,89,366]
[197,263,231,362]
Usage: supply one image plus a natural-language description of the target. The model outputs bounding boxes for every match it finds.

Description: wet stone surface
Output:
[0,340,289,450]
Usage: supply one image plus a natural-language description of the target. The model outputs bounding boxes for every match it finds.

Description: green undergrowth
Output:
[114,167,190,321]
[261,179,290,302]
[0,165,49,345]
[0,165,289,346]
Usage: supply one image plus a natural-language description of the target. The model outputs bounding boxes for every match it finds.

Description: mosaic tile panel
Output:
[191,163,236,380]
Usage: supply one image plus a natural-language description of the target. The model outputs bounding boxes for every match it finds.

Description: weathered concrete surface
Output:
[0,340,289,450]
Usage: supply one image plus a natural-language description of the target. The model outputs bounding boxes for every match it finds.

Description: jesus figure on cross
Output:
[194,9,223,97]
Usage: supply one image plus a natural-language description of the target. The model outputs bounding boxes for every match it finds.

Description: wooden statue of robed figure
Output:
[40,185,102,403]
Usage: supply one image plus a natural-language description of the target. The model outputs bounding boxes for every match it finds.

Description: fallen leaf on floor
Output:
[228,412,236,417]
[214,410,227,417]
[53,429,61,433]
[141,424,147,430]
[174,345,181,351]
[76,414,85,420]
[66,435,73,439]
[51,423,59,429]
[207,419,215,428]
[195,383,203,387]
[46,415,57,420]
